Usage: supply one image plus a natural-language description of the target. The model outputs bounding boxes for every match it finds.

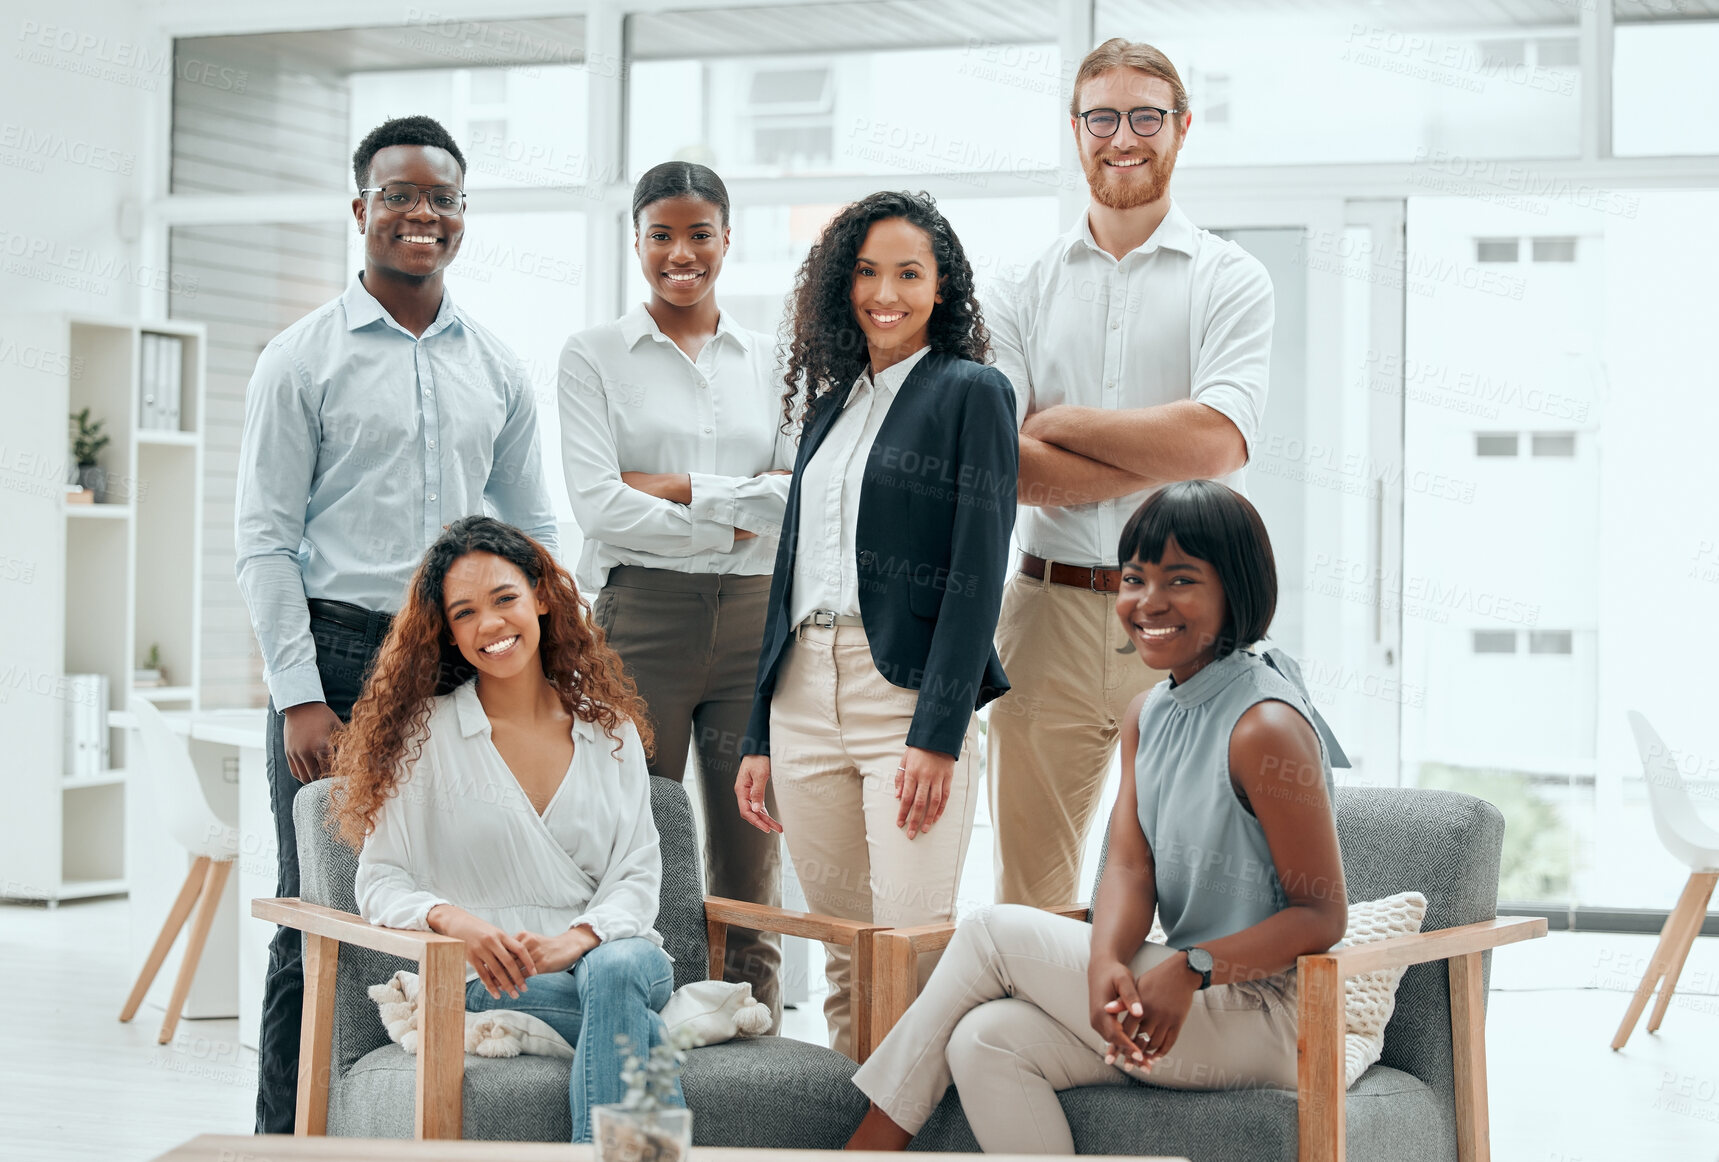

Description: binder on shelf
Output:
[138,332,159,430]
[62,673,110,778]
[138,332,184,431]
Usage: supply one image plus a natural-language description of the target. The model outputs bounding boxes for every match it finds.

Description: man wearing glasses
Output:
[988,40,1273,909]
[235,115,558,1133]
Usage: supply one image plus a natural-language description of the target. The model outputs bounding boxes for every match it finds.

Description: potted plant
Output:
[69,407,110,503]
[591,1028,693,1162]
[134,643,166,688]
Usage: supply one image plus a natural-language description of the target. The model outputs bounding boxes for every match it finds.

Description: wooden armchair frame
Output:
[253,895,887,1142]
[869,907,1547,1162]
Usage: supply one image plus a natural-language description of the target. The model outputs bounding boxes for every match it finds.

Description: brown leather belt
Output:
[1020,553,1122,594]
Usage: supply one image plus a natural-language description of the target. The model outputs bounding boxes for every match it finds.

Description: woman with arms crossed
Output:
[335,516,680,1143]
[560,161,791,1020]
[846,480,1349,1153]
[735,190,1018,1060]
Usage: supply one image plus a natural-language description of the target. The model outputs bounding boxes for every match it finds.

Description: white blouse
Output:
[355,681,663,960]
[789,345,932,627]
[559,304,795,594]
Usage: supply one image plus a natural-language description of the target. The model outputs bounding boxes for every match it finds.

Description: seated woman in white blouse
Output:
[331,515,678,1143]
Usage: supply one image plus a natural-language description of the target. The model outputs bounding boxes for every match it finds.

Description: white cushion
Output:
[1339,891,1429,1086]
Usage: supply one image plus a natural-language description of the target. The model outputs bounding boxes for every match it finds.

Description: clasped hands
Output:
[735,745,956,840]
[426,904,600,1000]
[1088,954,1200,1073]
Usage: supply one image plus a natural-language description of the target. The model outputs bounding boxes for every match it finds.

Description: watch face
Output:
[1187,948,1214,975]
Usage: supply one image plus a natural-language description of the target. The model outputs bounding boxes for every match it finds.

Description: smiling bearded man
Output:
[984,39,1277,912]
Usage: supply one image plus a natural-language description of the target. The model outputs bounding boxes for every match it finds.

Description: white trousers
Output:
[851,904,1301,1154]
[768,623,981,1060]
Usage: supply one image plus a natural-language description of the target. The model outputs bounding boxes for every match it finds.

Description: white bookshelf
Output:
[0,313,204,904]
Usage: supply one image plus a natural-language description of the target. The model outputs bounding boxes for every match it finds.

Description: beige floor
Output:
[3,896,1716,1162]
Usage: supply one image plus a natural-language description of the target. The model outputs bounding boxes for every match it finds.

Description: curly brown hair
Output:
[781,190,991,429]
[329,516,653,848]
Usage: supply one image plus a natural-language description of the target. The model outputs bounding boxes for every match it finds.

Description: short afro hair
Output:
[352,115,466,191]
[1117,480,1277,660]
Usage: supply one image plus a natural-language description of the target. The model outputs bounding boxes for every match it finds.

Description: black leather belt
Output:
[307,598,394,642]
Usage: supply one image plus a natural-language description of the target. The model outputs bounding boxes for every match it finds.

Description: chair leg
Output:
[1647,871,1718,1034]
[297,932,339,1136]
[156,859,233,1045]
[120,856,209,1024]
[1613,872,1707,1050]
[1450,951,1491,1162]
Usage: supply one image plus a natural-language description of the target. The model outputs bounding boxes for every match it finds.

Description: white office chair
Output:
[1612,710,1719,1049]
[119,696,240,1044]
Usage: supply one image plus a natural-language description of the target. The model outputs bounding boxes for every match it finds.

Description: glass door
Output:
[1193,196,1407,789]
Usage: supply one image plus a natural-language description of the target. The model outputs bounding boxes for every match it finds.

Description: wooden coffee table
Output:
[153,1134,1186,1160]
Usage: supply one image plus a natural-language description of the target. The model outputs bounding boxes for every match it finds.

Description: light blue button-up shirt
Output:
[235,273,558,710]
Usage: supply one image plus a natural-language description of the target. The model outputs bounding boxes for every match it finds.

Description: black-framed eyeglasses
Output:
[359,182,467,216]
[1077,105,1181,139]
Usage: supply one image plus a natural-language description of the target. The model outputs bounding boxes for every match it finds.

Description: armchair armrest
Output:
[250,897,465,1141]
[703,896,888,1059]
[1295,915,1548,1162]
[868,903,1089,1057]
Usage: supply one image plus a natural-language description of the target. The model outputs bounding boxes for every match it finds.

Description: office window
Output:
[1475,432,1520,457]
[1529,630,1574,655]
[1532,236,1577,263]
[1092,0,1581,164]
[1473,630,1518,654]
[1476,238,1519,263]
[1531,432,1577,457]
[1614,15,1719,156]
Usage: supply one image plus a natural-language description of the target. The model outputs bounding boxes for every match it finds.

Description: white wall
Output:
[3,0,165,318]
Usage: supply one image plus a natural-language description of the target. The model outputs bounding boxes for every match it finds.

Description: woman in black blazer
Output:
[733,190,1017,1058]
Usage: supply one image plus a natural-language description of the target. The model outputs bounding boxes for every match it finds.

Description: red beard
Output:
[1082,142,1178,210]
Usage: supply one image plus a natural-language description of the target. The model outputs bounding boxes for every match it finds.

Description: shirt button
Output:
[427,492,438,501]
[1106,380,1115,389]
[426,439,437,449]
[703,426,713,434]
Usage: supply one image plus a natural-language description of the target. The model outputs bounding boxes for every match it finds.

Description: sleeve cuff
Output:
[690,517,736,555]
[686,472,738,525]
[266,661,326,711]
[1191,396,1255,465]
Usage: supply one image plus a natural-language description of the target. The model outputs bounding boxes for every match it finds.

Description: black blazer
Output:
[743,350,1017,759]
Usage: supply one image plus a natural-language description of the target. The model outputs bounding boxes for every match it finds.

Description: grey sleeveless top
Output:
[1134,648,1347,952]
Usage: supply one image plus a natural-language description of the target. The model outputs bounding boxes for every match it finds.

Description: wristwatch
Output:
[1183,947,1214,990]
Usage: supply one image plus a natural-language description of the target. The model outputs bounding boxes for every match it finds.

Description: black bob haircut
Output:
[632,160,731,228]
[352,115,467,191]
[1117,479,1277,660]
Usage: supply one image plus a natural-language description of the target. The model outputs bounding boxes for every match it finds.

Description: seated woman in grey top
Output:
[845,479,1350,1155]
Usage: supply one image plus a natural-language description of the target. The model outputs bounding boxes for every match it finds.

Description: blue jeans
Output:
[465,937,682,1143]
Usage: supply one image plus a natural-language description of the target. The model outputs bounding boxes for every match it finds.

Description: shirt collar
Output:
[857,343,934,398]
[453,678,601,742]
[619,302,753,353]
[1062,198,1199,264]
[1166,648,1254,710]
[342,271,461,338]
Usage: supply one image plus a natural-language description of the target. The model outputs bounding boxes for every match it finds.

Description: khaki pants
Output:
[593,567,782,1023]
[768,623,980,1060]
[989,570,1167,908]
[851,905,1299,1154]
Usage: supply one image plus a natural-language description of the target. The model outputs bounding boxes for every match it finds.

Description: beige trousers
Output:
[851,904,1300,1155]
[989,571,1168,908]
[768,623,981,1060]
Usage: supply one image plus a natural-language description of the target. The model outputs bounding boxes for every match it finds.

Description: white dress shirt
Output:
[789,345,933,626]
[355,681,662,978]
[988,200,1273,568]
[235,273,558,710]
[559,304,794,594]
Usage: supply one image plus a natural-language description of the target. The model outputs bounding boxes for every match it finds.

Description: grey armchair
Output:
[254,776,870,1145]
[872,786,1545,1161]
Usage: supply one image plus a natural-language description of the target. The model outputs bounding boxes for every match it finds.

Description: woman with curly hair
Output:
[333,515,681,1143]
[733,190,1019,1058]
